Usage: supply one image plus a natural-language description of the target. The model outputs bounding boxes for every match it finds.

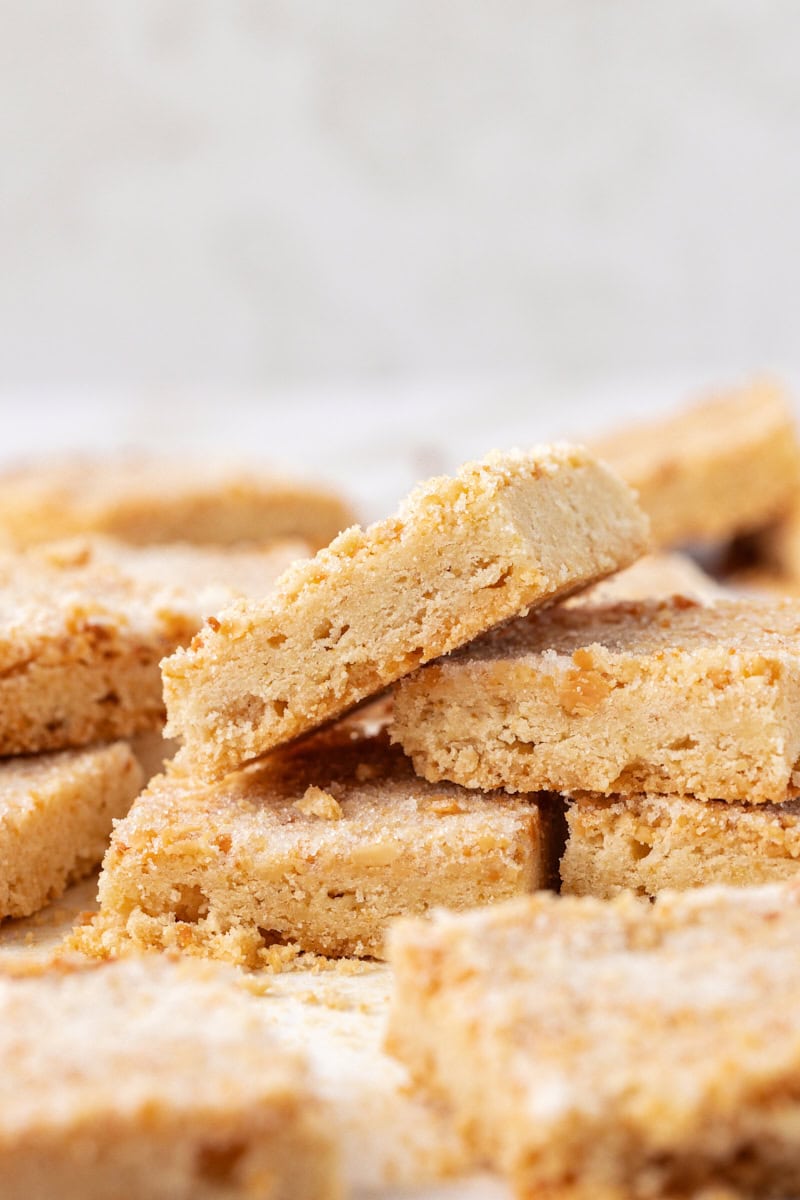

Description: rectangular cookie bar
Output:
[392,596,800,804]
[79,727,555,964]
[561,791,800,898]
[387,882,800,1200]
[0,454,354,549]
[570,551,726,606]
[590,382,800,547]
[0,537,304,755]
[0,742,142,919]
[0,957,340,1200]
[163,446,649,780]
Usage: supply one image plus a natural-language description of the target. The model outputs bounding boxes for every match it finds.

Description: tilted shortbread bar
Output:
[0,537,305,755]
[0,455,354,549]
[562,791,800,898]
[387,883,800,1200]
[162,446,649,780]
[392,597,800,804]
[0,957,339,1200]
[0,742,142,919]
[80,727,555,965]
[590,382,800,547]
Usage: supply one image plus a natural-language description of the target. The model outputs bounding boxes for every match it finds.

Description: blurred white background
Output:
[1,2,799,514]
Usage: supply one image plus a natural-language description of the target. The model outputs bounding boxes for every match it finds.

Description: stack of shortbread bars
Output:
[3,383,800,1199]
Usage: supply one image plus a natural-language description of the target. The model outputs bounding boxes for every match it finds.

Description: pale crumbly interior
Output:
[0,957,339,1200]
[0,538,305,755]
[569,551,726,606]
[590,381,800,546]
[162,445,649,780]
[392,596,800,804]
[386,883,800,1200]
[0,742,143,920]
[77,728,553,965]
[0,455,355,550]
[562,792,800,898]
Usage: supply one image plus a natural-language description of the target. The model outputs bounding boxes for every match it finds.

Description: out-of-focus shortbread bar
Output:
[0,455,354,549]
[757,503,800,585]
[570,551,726,606]
[590,382,800,547]
[0,742,142,919]
[0,537,305,755]
[562,791,800,898]
[392,597,800,804]
[162,446,649,780]
[387,883,800,1200]
[79,728,554,965]
[0,957,340,1200]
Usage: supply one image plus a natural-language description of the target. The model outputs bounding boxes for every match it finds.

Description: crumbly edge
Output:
[72,801,544,963]
[0,744,143,919]
[561,794,800,899]
[162,447,648,778]
[392,647,800,804]
[0,649,171,755]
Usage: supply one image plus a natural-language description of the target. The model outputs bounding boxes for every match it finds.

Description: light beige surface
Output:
[0,955,339,1200]
[0,882,508,1200]
[570,551,726,606]
[591,382,800,547]
[562,792,800,898]
[0,537,305,755]
[163,445,649,780]
[80,726,555,963]
[387,883,800,1200]
[0,456,354,549]
[393,596,800,804]
[0,743,142,920]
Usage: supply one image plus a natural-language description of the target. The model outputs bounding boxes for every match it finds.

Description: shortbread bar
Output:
[571,551,725,606]
[0,455,354,549]
[387,882,800,1200]
[0,742,142,919]
[0,537,304,755]
[81,727,555,964]
[757,503,800,584]
[163,446,649,779]
[590,382,800,546]
[0,957,339,1199]
[393,596,800,804]
[561,791,800,898]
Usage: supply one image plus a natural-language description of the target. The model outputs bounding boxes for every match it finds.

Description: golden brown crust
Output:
[0,537,306,754]
[0,743,142,919]
[562,791,800,898]
[163,446,649,779]
[0,956,341,1199]
[591,381,800,547]
[0,455,355,550]
[387,882,800,1200]
[77,727,555,964]
[392,597,800,804]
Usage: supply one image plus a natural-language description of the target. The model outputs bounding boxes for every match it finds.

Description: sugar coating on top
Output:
[0,955,309,1132]
[126,728,537,858]
[448,597,800,666]
[0,537,305,668]
[0,957,306,1136]
[0,743,136,819]
[394,883,800,1127]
